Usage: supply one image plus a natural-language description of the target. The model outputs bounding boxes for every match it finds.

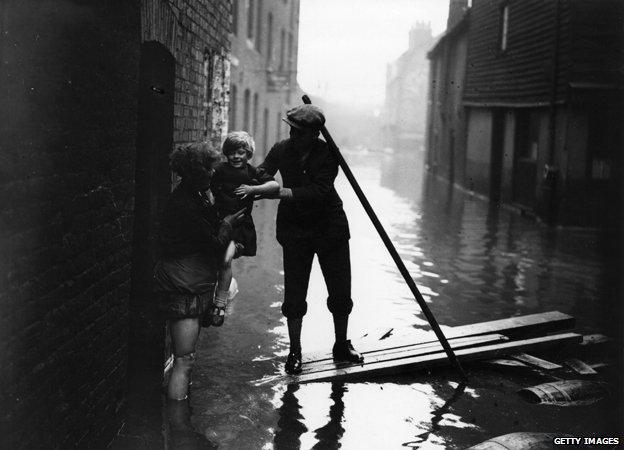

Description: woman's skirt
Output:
[157,284,216,319]
[154,254,218,319]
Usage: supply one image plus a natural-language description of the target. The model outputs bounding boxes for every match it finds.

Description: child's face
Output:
[226,147,249,168]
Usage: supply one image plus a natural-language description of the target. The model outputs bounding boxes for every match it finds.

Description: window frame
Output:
[499,3,509,54]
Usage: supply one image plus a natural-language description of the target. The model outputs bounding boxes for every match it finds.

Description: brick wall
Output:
[141,0,232,148]
[0,1,141,448]
[0,0,233,447]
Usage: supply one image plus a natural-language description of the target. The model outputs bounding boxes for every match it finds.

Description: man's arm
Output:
[234,180,280,199]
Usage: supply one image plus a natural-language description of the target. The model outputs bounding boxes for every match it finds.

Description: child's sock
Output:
[211,290,229,326]
[214,290,229,308]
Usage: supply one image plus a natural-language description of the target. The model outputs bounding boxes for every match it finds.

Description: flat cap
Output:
[282,105,325,131]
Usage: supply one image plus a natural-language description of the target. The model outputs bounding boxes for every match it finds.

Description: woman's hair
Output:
[222,131,255,158]
[170,141,222,180]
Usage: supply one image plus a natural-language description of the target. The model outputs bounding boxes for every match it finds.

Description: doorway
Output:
[129,40,175,369]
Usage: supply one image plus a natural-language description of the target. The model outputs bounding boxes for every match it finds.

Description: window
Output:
[243,89,251,131]
[229,84,237,130]
[276,111,282,140]
[516,110,539,161]
[500,5,509,52]
[247,0,254,40]
[290,0,296,29]
[287,32,293,72]
[203,49,213,137]
[587,103,619,180]
[231,0,238,35]
[253,93,259,137]
[263,108,269,156]
[255,0,262,52]
[267,13,273,63]
[279,29,286,71]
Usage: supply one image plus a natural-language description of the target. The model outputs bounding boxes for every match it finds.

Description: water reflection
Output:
[402,381,467,448]
[312,383,347,449]
[114,151,620,449]
[166,399,218,449]
[274,384,307,449]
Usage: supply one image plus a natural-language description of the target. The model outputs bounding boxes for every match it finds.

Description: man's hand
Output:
[279,187,293,199]
[234,184,255,199]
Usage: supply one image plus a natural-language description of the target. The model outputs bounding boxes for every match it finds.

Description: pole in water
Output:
[301,94,467,379]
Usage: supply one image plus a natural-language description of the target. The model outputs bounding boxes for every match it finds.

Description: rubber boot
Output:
[285,318,303,375]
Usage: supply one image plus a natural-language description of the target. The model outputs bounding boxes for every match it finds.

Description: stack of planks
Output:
[282,311,581,384]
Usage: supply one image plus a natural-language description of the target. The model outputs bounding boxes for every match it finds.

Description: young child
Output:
[209,131,278,326]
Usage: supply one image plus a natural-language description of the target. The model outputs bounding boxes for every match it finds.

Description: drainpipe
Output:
[543,0,561,222]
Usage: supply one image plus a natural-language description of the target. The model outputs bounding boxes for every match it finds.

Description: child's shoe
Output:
[210,305,226,326]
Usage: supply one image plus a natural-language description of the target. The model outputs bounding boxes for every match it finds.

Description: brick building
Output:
[0,0,231,447]
[426,0,623,225]
[228,0,303,162]
[383,23,435,153]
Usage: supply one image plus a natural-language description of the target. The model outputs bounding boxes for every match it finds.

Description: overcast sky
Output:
[297,0,448,110]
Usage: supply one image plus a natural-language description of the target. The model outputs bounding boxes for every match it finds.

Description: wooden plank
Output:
[294,333,581,384]
[565,358,598,375]
[301,334,507,375]
[510,353,562,370]
[485,358,530,368]
[446,311,575,339]
[305,311,574,363]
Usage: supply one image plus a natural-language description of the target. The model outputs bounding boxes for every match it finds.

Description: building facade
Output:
[228,0,302,162]
[0,0,232,447]
[427,0,623,225]
[383,23,435,153]
[426,8,469,184]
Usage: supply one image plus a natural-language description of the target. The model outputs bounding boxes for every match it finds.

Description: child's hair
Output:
[222,131,255,158]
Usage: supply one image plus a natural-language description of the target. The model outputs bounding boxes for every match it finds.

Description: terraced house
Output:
[427,0,622,225]
[228,0,303,161]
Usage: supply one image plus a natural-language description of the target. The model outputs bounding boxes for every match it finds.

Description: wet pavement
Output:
[114,151,622,449]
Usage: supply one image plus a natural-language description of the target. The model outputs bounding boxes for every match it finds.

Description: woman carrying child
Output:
[153,142,245,401]
[209,131,279,325]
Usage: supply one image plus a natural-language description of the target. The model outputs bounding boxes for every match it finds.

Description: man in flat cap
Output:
[257,104,363,375]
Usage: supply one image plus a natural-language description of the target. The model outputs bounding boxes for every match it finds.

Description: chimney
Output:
[408,22,433,50]
[447,0,468,29]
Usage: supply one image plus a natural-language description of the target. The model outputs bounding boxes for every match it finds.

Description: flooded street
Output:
[185,152,620,449]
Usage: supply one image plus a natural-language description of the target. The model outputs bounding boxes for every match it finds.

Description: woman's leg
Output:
[213,241,236,326]
[168,317,201,400]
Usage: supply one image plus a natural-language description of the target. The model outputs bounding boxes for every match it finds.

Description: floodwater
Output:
[114,151,622,449]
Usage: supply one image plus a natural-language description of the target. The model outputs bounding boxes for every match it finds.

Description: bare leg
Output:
[216,241,236,306]
[212,241,236,326]
[168,317,201,400]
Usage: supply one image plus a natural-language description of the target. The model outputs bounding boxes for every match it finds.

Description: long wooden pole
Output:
[302,95,467,379]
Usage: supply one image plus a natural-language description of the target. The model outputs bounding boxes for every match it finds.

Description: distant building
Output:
[229,0,303,161]
[427,0,623,225]
[426,1,469,183]
[383,23,435,153]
